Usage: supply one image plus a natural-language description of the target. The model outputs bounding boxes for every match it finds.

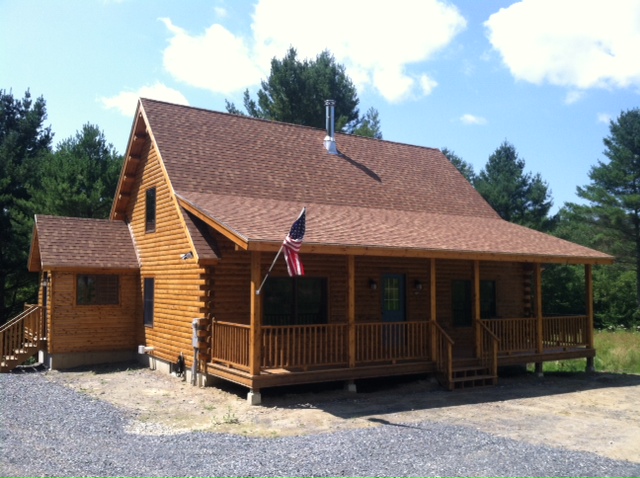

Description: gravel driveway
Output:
[2,371,640,477]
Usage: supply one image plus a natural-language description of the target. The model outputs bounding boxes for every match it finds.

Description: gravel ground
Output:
[2,371,640,478]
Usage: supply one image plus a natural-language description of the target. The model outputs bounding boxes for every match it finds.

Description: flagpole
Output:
[256,244,284,295]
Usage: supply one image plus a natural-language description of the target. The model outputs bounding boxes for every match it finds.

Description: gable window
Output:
[452,279,498,326]
[144,277,154,327]
[77,275,119,305]
[263,277,327,326]
[145,187,156,232]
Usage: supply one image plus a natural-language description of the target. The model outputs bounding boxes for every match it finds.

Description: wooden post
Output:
[249,251,262,377]
[585,264,595,372]
[430,258,437,363]
[535,263,543,355]
[474,260,481,357]
[348,255,356,368]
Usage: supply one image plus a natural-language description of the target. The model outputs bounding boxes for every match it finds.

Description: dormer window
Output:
[145,187,156,233]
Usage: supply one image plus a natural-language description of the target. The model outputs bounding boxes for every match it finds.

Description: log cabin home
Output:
[2,98,613,404]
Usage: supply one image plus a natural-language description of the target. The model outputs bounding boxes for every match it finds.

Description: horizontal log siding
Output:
[126,141,208,366]
[355,256,430,323]
[480,261,525,319]
[435,260,526,349]
[210,240,349,325]
[47,271,138,354]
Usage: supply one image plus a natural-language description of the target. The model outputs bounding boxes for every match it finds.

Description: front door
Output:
[382,274,405,323]
[382,274,405,349]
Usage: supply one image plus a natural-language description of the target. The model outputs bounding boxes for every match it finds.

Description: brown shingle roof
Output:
[29,215,139,271]
[138,98,612,264]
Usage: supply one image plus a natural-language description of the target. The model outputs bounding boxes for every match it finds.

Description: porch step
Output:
[450,361,497,390]
[0,344,41,373]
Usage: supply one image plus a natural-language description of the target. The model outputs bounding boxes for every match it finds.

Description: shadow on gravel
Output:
[260,370,640,419]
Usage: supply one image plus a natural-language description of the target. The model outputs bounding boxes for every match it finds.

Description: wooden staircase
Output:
[0,305,46,373]
[450,358,497,390]
[432,321,500,391]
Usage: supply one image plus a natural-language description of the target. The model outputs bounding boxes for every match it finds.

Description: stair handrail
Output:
[477,320,499,380]
[1,305,43,359]
[431,321,454,390]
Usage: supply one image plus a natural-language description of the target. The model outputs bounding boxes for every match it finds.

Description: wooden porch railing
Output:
[210,321,250,371]
[482,316,590,354]
[355,321,431,363]
[543,316,588,348]
[261,324,348,370]
[431,322,454,388]
[483,318,537,353]
[1,305,43,369]
[477,320,499,379]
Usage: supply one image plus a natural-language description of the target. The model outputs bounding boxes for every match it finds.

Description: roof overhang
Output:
[176,194,614,266]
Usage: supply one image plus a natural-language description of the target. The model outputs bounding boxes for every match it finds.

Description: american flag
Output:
[283,207,306,276]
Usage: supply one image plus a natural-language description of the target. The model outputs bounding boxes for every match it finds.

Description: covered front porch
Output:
[203,253,597,399]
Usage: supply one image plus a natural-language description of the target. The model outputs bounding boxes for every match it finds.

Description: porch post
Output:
[535,263,543,353]
[535,262,544,376]
[430,258,437,362]
[585,264,595,372]
[249,251,262,377]
[473,260,481,356]
[347,255,356,368]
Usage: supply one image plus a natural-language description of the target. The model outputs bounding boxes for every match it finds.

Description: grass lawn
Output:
[541,329,640,373]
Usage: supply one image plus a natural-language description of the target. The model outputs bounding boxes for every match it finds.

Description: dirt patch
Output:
[44,364,640,463]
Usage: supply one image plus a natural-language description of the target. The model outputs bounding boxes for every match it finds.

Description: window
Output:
[145,187,156,232]
[452,279,498,326]
[144,278,154,327]
[77,275,119,305]
[263,277,327,326]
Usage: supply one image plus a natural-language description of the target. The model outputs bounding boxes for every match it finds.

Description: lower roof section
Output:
[177,192,614,265]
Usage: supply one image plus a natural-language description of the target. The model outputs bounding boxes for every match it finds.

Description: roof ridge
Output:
[139,97,441,153]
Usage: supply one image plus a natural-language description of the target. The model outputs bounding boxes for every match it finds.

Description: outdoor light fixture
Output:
[414,280,423,291]
[369,279,377,290]
[181,252,193,260]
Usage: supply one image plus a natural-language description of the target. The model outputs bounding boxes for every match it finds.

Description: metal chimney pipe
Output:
[324,99,337,154]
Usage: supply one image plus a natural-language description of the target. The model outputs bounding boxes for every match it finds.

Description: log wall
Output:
[47,271,139,353]
[126,140,208,366]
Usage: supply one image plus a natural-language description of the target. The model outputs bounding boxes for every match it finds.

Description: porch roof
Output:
[28,215,139,272]
[178,193,613,264]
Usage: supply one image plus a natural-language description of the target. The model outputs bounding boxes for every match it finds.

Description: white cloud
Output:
[485,0,640,90]
[460,114,487,125]
[597,113,612,124]
[160,0,466,103]
[564,90,585,105]
[160,18,264,95]
[100,83,189,116]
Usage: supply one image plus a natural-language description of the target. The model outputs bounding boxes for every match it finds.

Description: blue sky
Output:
[2,0,639,213]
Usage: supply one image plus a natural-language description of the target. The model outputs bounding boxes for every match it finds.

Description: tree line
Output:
[2,47,639,329]
[443,109,640,329]
[0,90,123,323]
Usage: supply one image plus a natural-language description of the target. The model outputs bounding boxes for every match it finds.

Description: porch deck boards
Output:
[207,360,436,389]
[497,346,595,366]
